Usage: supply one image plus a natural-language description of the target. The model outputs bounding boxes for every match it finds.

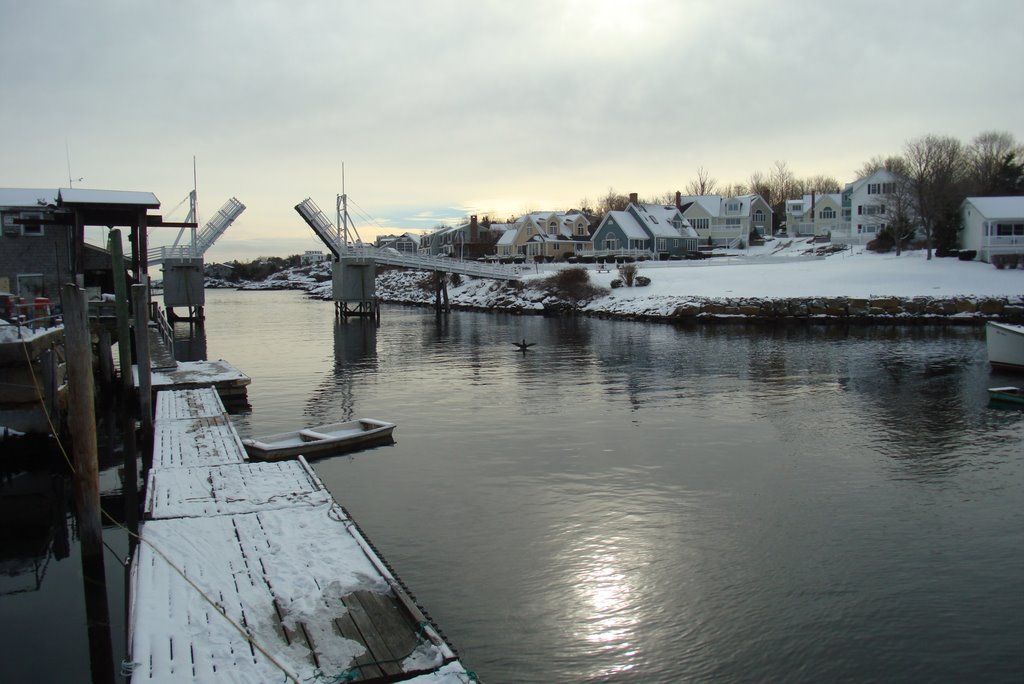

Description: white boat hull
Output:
[243,418,396,461]
[986,322,1024,371]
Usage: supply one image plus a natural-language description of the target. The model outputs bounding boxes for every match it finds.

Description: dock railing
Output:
[149,301,175,361]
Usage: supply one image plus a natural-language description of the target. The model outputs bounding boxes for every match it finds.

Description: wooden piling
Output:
[97,328,113,388]
[108,229,134,392]
[60,284,104,553]
[132,283,154,434]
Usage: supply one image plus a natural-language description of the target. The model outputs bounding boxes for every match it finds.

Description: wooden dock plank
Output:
[144,458,333,519]
[155,387,227,422]
[131,505,400,682]
[131,388,475,683]
[152,415,247,469]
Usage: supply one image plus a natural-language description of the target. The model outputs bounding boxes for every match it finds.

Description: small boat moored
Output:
[242,418,396,461]
[986,321,1024,372]
[987,386,1024,407]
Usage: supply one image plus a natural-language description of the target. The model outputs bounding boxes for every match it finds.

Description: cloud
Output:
[2,0,1022,261]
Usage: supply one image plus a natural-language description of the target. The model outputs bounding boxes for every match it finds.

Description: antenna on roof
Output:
[65,138,82,187]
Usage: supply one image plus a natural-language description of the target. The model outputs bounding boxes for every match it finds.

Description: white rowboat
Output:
[242,418,396,461]
[986,321,1024,372]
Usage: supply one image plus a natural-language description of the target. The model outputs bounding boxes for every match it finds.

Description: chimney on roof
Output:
[470,214,478,243]
[629,192,638,206]
[675,190,681,209]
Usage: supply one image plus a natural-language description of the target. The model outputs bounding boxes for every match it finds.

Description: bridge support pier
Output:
[433,271,449,313]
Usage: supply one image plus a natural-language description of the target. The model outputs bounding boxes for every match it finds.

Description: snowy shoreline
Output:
[209,245,1024,324]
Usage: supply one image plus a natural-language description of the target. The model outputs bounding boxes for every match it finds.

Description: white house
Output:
[676,193,773,247]
[784,193,843,238]
[960,196,1024,262]
[300,250,329,265]
[833,169,904,245]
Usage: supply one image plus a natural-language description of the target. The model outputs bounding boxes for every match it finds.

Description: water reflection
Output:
[0,453,71,596]
[171,319,207,362]
[187,294,1024,683]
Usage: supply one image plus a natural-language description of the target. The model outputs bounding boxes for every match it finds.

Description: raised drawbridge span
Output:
[148,196,246,265]
[294,197,525,281]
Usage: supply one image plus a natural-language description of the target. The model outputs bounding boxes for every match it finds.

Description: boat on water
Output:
[987,386,1024,406]
[985,321,1024,372]
[242,418,396,461]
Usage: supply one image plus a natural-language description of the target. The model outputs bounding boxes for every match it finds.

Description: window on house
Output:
[17,273,44,298]
[996,223,1024,236]
[604,237,619,250]
[690,218,709,231]
[725,218,741,226]
[726,202,741,212]
[753,210,765,223]
[820,208,835,219]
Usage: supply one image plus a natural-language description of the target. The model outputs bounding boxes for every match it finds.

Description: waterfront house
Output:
[300,250,329,265]
[784,193,843,238]
[677,193,773,247]
[590,198,698,258]
[375,232,421,254]
[960,196,1024,262]
[495,211,593,260]
[420,216,507,259]
[832,169,916,246]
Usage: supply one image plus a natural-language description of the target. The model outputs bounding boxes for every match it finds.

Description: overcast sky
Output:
[2,0,1022,262]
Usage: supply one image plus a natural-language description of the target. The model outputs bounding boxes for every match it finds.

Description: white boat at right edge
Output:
[986,321,1024,372]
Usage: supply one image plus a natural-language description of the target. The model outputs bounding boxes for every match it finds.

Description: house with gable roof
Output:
[495,211,592,260]
[784,193,843,238]
[375,232,420,254]
[960,196,1024,262]
[832,168,906,245]
[590,195,698,258]
[676,192,772,247]
[419,216,506,259]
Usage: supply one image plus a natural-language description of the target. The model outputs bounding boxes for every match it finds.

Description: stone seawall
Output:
[370,270,1024,325]
[627,295,1024,324]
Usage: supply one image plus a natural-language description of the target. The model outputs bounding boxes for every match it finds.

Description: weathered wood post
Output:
[97,328,113,388]
[60,283,103,553]
[108,229,134,392]
[62,282,117,684]
[132,283,154,434]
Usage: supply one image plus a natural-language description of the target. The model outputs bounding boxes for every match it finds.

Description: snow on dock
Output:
[129,387,474,683]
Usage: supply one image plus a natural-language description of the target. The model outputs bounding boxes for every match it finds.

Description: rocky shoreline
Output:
[209,264,1023,325]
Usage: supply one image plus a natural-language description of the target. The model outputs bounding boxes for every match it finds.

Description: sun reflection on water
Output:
[568,535,642,678]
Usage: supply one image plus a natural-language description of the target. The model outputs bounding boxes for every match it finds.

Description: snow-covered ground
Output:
[212,241,1024,317]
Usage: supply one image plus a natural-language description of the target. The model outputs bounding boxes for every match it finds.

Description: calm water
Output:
[213,290,1023,683]
[2,288,1023,682]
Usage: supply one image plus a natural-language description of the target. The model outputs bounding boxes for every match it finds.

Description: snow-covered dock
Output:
[129,387,473,683]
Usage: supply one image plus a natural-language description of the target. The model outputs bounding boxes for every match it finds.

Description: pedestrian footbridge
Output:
[294,197,526,281]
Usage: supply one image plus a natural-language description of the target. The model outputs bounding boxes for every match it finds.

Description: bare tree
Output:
[968,130,1024,196]
[686,167,718,196]
[598,187,630,214]
[857,154,909,179]
[801,174,841,195]
[880,175,918,256]
[768,160,801,205]
[719,182,748,198]
[903,135,967,259]
[747,171,772,203]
